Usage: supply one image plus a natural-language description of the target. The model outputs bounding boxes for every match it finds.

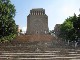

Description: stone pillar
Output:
[31,11,33,15]
[43,11,45,15]
[42,11,43,15]
[33,11,35,15]
[40,11,41,15]
[34,11,35,15]
[38,11,39,15]
[30,10,31,15]
[36,11,37,15]
[41,11,42,15]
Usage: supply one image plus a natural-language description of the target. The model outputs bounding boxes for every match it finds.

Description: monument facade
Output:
[26,8,49,35]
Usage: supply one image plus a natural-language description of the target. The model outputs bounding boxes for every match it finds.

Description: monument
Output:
[26,8,49,35]
[15,8,55,41]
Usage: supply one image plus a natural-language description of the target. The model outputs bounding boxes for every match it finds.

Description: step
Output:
[2,52,55,55]
[0,56,80,60]
[0,49,80,60]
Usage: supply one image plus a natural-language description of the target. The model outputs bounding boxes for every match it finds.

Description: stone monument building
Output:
[26,8,49,35]
[54,24,61,37]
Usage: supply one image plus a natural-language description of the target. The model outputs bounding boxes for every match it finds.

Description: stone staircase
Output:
[0,47,80,60]
[0,41,80,60]
[0,35,80,60]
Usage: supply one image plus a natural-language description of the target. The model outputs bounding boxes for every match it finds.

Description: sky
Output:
[11,0,80,33]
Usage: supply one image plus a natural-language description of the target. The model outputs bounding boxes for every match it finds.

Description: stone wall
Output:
[14,35,55,42]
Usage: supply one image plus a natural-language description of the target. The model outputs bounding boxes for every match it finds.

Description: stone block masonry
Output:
[26,8,49,35]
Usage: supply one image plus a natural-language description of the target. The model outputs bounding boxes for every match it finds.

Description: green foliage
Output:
[48,30,54,35]
[60,14,80,42]
[0,0,17,42]
[0,34,16,43]
[0,0,17,38]
[20,29,22,33]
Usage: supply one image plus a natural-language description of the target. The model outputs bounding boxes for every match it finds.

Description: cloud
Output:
[62,6,74,16]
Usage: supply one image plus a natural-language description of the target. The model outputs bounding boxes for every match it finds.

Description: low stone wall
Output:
[14,34,56,42]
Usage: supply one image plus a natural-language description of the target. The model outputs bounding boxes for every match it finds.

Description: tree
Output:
[73,14,80,40]
[20,29,22,33]
[77,14,80,38]
[48,30,54,35]
[0,0,17,38]
[59,14,78,42]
